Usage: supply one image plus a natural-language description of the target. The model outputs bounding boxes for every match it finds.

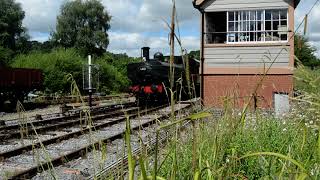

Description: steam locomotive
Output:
[127,47,200,106]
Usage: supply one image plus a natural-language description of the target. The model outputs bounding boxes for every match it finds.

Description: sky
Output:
[16,0,320,57]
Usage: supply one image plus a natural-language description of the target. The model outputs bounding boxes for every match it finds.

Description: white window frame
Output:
[226,9,288,44]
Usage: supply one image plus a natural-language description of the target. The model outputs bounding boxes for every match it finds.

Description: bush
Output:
[98,52,140,75]
[95,58,130,94]
[95,52,140,94]
[11,48,83,93]
[0,46,14,67]
[11,49,137,94]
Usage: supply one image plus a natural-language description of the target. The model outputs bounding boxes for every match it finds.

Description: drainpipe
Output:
[193,1,205,105]
[200,12,205,105]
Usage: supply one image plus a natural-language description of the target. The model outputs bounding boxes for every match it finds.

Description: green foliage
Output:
[295,66,320,93]
[95,58,130,94]
[0,0,25,50]
[295,34,320,68]
[10,48,135,94]
[94,52,140,94]
[189,50,200,60]
[154,64,320,179]
[158,114,319,179]
[11,48,83,93]
[53,0,111,56]
[98,52,140,75]
[16,40,56,54]
[0,46,14,67]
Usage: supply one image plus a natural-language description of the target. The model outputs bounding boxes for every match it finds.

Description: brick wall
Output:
[203,75,293,108]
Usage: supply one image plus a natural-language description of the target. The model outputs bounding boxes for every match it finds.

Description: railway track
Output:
[0,94,133,123]
[35,93,131,105]
[0,102,136,139]
[0,102,192,179]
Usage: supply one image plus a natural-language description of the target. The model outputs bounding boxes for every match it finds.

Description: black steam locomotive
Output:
[127,47,200,106]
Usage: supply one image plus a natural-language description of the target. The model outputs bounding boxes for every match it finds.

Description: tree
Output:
[295,34,320,68]
[53,0,111,56]
[0,46,14,67]
[0,0,25,50]
[189,50,200,60]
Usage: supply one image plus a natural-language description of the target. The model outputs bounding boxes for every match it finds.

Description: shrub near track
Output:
[11,49,136,94]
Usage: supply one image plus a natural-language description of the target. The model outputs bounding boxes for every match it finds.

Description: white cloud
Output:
[16,0,63,33]
[108,32,199,57]
[15,0,320,57]
[295,1,320,56]
[101,0,199,33]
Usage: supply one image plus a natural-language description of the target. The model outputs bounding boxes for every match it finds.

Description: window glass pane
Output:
[273,21,279,31]
[240,21,245,31]
[265,32,272,41]
[241,11,245,21]
[228,33,236,42]
[257,32,262,41]
[281,20,287,26]
[273,31,280,41]
[250,11,256,20]
[234,11,239,21]
[266,21,271,30]
[280,34,287,41]
[229,22,235,31]
[245,21,249,31]
[280,10,287,19]
[257,11,263,20]
[257,21,262,31]
[250,21,255,31]
[265,10,271,20]
[229,12,234,21]
[245,11,249,20]
[250,32,255,41]
[239,33,246,42]
[272,10,279,20]
[235,22,238,31]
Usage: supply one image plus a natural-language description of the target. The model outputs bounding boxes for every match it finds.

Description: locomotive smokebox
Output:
[141,47,150,61]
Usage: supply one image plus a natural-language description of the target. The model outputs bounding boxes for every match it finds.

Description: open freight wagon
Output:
[0,68,43,110]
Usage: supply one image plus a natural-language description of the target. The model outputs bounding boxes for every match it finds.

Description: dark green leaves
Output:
[53,0,111,56]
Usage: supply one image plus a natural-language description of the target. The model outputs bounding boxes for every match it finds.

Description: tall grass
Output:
[128,62,318,179]
[117,1,320,179]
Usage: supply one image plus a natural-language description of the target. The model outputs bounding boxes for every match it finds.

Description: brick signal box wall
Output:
[203,75,293,108]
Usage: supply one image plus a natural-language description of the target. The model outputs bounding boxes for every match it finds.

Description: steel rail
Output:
[0,105,160,160]
[90,115,192,179]
[0,102,135,132]
[8,104,179,179]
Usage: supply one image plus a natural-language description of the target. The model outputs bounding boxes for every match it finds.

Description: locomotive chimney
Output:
[141,47,150,61]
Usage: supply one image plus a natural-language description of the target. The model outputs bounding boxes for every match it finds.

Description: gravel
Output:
[0,103,190,179]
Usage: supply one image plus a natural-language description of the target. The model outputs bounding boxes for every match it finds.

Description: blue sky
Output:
[16,0,320,57]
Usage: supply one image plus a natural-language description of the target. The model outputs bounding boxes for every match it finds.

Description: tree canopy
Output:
[0,0,25,50]
[53,0,111,56]
[295,34,320,68]
[0,0,26,66]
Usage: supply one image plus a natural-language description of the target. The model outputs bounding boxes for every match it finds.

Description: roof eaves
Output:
[295,0,301,8]
[194,0,301,9]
